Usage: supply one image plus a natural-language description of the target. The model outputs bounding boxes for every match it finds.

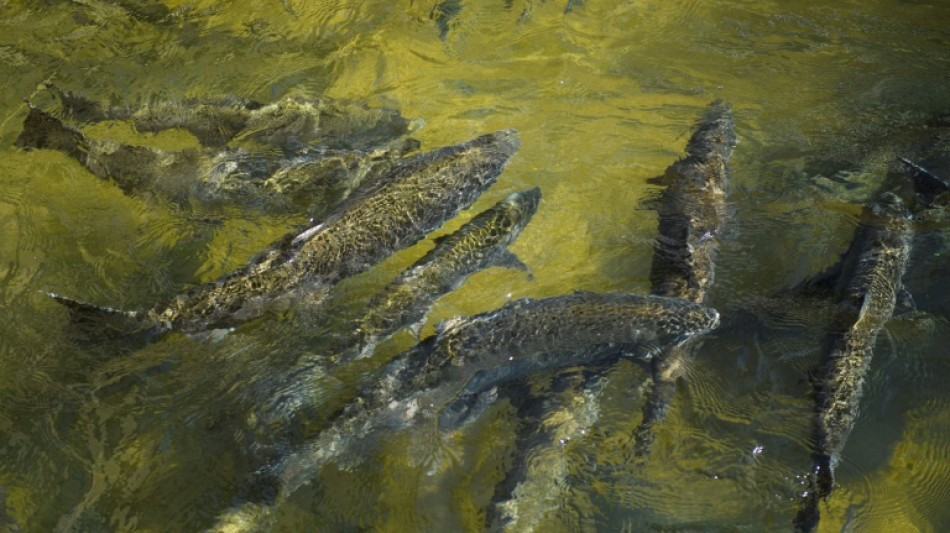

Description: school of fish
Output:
[15,86,949,533]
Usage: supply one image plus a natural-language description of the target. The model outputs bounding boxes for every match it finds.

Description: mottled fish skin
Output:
[794,192,914,532]
[341,186,541,363]
[208,293,719,532]
[486,101,735,531]
[631,100,736,456]
[15,104,417,211]
[250,187,539,456]
[648,99,736,304]
[50,130,520,335]
[45,83,413,151]
[380,293,719,406]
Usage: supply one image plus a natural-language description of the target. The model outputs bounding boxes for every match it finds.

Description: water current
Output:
[1,0,949,531]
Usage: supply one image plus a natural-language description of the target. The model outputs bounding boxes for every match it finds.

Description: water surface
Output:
[1,0,949,531]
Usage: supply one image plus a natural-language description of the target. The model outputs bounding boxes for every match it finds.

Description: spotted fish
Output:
[794,191,914,532]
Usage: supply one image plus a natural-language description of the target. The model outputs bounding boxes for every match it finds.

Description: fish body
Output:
[50,130,520,335]
[631,100,736,454]
[210,292,719,531]
[15,104,416,211]
[378,292,719,407]
[647,99,736,304]
[342,186,540,363]
[44,83,414,151]
[795,192,914,531]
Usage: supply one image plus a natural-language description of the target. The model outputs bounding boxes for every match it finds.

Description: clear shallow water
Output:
[1,0,949,531]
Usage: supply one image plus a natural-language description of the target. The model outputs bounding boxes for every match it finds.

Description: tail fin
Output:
[15,103,87,159]
[899,156,949,208]
[43,82,112,123]
[45,291,151,341]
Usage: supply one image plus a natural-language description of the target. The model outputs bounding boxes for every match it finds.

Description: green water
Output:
[1,0,949,531]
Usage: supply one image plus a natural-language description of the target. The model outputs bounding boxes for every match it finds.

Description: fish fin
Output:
[899,156,950,208]
[45,291,150,339]
[493,249,533,279]
[646,169,674,187]
[15,104,87,156]
[637,189,663,210]
[43,82,109,122]
[786,260,843,298]
[896,288,917,314]
[438,386,499,434]
[405,319,426,341]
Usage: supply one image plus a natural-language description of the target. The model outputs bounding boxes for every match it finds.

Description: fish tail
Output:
[793,487,821,532]
[15,103,87,159]
[44,291,150,341]
[43,82,113,122]
[627,376,677,459]
[792,453,833,532]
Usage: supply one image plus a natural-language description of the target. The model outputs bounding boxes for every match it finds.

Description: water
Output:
[1,0,949,531]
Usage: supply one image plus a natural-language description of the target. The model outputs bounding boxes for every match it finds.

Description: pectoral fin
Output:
[494,249,533,279]
[896,287,917,315]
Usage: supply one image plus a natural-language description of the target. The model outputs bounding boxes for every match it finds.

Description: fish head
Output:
[493,186,542,239]
[423,129,521,210]
[474,129,521,160]
[655,299,721,342]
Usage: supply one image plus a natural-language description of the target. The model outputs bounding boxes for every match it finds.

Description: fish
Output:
[632,99,736,456]
[793,190,915,532]
[15,103,418,212]
[340,186,541,364]
[485,100,735,530]
[47,130,520,337]
[208,292,720,531]
[43,82,414,152]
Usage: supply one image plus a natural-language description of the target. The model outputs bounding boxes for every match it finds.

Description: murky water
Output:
[1,0,949,531]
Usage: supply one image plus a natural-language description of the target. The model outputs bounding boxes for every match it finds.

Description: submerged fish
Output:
[632,99,736,455]
[486,100,735,530]
[15,104,417,211]
[794,191,914,532]
[44,83,414,151]
[48,130,520,337]
[340,186,540,363]
[210,292,719,531]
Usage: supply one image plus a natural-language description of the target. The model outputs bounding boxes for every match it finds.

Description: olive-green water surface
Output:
[1,0,949,531]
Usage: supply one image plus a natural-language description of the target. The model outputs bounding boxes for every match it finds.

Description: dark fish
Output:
[44,83,413,151]
[15,104,417,211]
[47,130,520,337]
[341,186,540,363]
[486,100,735,530]
[210,292,720,531]
[632,99,736,456]
[794,191,914,532]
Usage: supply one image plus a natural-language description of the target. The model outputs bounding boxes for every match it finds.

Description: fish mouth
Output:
[480,129,521,157]
[507,186,542,213]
